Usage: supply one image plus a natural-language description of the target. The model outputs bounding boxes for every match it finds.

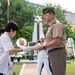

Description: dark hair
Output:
[0,28,5,33]
[0,28,5,36]
[5,21,19,32]
[42,7,55,15]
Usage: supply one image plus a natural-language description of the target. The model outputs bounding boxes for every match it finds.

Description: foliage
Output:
[0,1,75,41]
[0,0,35,42]
[65,24,73,39]
[10,0,36,27]
[72,28,75,41]
[17,25,34,42]
[0,0,36,28]
[13,25,34,46]
[0,0,7,28]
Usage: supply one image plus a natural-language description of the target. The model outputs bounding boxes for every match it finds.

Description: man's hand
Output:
[22,47,31,52]
[35,46,43,51]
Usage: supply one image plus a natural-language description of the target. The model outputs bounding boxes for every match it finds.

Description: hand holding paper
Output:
[23,46,36,52]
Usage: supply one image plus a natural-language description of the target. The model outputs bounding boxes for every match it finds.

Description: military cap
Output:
[42,7,55,15]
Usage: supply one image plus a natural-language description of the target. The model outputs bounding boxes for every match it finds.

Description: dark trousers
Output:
[0,73,3,75]
[49,49,67,75]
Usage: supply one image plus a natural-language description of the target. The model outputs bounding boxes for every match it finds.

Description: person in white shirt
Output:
[0,21,32,75]
[4,57,15,75]
[0,28,15,75]
[36,35,52,75]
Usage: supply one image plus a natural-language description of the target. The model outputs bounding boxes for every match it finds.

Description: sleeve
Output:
[1,38,14,52]
[52,24,63,38]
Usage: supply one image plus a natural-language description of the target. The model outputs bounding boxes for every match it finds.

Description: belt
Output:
[48,47,65,53]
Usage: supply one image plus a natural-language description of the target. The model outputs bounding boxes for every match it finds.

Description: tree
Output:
[13,25,34,46]
[0,0,36,28]
[0,0,7,28]
[0,1,74,41]
[9,0,36,27]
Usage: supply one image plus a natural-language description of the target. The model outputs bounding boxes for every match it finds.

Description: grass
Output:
[11,59,75,75]
[66,59,75,75]
[12,64,22,75]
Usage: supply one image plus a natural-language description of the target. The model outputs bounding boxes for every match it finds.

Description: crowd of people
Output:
[0,7,67,75]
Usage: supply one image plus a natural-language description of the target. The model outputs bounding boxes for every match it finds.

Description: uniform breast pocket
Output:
[46,29,52,39]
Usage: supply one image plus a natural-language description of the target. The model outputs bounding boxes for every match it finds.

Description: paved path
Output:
[14,59,71,75]
[14,60,70,75]
[23,63,47,75]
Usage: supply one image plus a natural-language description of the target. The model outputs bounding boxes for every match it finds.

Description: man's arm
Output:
[35,37,61,50]
[45,37,61,48]
[9,46,36,55]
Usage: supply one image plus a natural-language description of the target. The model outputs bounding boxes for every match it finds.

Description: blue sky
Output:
[28,0,75,13]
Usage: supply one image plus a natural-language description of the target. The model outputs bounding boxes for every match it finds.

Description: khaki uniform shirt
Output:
[46,19,66,50]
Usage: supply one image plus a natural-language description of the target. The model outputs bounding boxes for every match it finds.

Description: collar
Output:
[4,32,11,42]
[48,18,56,27]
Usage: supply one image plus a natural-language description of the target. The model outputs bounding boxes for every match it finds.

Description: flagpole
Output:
[7,5,9,23]
[7,0,10,23]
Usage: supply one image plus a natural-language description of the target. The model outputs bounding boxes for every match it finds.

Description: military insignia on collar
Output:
[53,21,56,24]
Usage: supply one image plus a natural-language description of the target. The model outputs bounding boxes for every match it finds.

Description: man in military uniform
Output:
[35,7,67,75]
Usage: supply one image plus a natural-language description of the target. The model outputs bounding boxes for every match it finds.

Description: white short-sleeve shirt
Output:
[0,32,14,74]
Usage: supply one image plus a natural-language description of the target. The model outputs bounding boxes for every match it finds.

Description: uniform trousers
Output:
[36,58,52,75]
[49,49,67,75]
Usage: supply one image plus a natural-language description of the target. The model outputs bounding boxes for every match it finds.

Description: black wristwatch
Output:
[42,46,47,50]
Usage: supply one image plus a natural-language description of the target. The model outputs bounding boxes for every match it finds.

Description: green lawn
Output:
[11,60,75,75]
[66,60,75,75]
[12,64,22,75]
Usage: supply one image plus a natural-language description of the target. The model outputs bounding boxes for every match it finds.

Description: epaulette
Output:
[52,21,56,24]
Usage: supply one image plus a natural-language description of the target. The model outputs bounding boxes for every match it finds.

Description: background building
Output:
[66,11,75,30]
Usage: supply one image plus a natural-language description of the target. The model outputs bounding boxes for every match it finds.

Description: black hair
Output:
[5,21,19,32]
[0,28,5,36]
[42,7,55,15]
[0,28,5,33]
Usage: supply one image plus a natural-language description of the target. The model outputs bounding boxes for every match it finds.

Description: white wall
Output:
[66,11,75,24]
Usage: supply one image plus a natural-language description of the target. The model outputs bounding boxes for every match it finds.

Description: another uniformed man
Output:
[35,7,67,75]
